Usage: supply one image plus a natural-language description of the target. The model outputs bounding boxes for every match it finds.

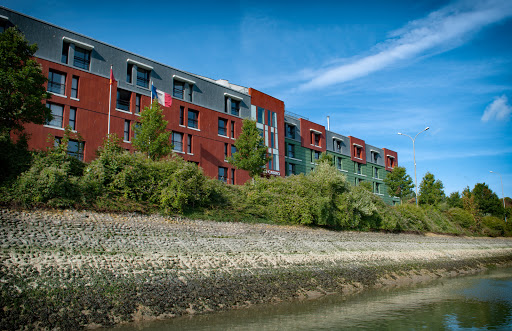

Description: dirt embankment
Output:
[1,209,512,329]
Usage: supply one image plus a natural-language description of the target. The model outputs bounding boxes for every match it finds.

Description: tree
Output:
[472,183,504,217]
[446,191,463,209]
[383,166,414,205]
[318,152,334,166]
[0,27,50,135]
[418,172,445,205]
[228,119,271,180]
[132,100,172,160]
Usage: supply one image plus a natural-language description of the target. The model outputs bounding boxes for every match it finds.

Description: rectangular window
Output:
[135,94,141,114]
[272,112,277,128]
[286,124,295,139]
[173,80,184,99]
[45,103,64,128]
[188,110,199,129]
[286,163,296,176]
[67,140,85,161]
[116,89,131,112]
[218,118,227,136]
[231,144,237,156]
[314,133,320,146]
[187,134,192,154]
[372,151,378,163]
[48,70,66,95]
[231,168,235,185]
[257,107,264,124]
[356,163,362,175]
[124,120,130,142]
[126,64,133,83]
[313,150,321,162]
[268,156,273,170]
[136,67,150,88]
[73,46,91,70]
[375,182,381,194]
[334,140,342,153]
[188,85,193,102]
[172,132,183,152]
[71,76,79,99]
[374,167,379,179]
[231,99,240,116]
[271,134,275,148]
[287,143,295,158]
[388,156,395,168]
[218,167,227,182]
[179,106,184,126]
[69,107,76,131]
[224,143,228,160]
[230,121,235,138]
[337,157,342,170]
[267,110,271,126]
[61,42,69,64]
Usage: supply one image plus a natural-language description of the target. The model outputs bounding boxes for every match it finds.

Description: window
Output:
[73,46,91,70]
[267,110,271,126]
[286,124,295,139]
[172,132,183,152]
[124,120,130,142]
[188,85,193,102]
[272,112,277,128]
[257,107,264,124]
[356,163,362,175]
[179,106,184,126]
[135,94,141,114]
[372,151,379,163]
[61,42,69,64]
[187,134,192,154]
[334,139,342,153]
[67,140,85,161]
[354,145,363,159]
[375,182,381,194]
[218,118,227,136]
[173,80,184,99]
[116,89,131,111]
[219,167,228,182]
[388,156,395,168]
[374,167,379,179]
[224,143,229,160]
[69,107,76,131]
[45,103,63,128]
[48,70,66,95]
[287,143,295,158]
[188,110,199,129]
[231,144,237,156]
[270,134,275,148]
[71,76,79,99]
[133,123,140,140]
[337,157,342,170]
[314,133,320,146]
[313,150,321,162]
[231,122,235,138]
[126,64,133,83]
[136,67,150,88]
[231,169,235,185]
[286,163,296,176]
[231,99,240,116]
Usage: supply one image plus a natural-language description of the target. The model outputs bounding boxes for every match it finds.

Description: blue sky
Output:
[4,0,512,198]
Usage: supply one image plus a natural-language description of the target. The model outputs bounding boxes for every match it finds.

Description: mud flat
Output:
[1,208,512,329]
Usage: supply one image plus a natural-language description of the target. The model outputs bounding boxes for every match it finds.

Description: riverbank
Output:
[1,208,512,330]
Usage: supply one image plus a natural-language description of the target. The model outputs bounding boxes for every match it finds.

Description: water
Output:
[113,267,512,330]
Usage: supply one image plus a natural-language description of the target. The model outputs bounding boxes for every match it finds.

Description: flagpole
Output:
[108,65,113,135]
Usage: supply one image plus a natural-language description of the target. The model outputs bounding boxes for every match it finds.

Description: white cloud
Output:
[481,95,512,122]
[298,0,512,91]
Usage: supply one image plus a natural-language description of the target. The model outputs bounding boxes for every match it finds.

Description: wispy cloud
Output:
[481,94,512,122]
[298,0,512,91]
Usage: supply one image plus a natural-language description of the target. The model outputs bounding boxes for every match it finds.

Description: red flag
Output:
[109,66,114,85]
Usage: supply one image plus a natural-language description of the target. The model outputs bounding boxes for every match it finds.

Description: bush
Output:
[481,215,506,237]
[446,208,475,229]
[395,204,429,232]
[0,133,32,185]
[337,186,380,230]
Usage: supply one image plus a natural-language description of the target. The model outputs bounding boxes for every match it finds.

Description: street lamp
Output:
[490,171,507,223]
[398,127,429,206]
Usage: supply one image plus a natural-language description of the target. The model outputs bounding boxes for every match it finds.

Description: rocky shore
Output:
[1,208,512,329]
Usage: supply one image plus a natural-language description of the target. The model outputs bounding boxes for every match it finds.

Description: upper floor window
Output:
[124,120,131,142]
[287,163,296,176]
[116,89,131,112]
[311,132,321,147]
[61,42,70,64]
[375,182,381,194]
[337,157,342,170]
[286,124,295,139]
[218,167,227,182]
[48,70,66,95]
[218,118,227,136]
[173,81,184,99]
[334,139,342,153]
[136,67,150,88]
[179,106,184,125]
[371,151,379,163]
[61,38,94,70]
[188,110,199,129]
[270,133,275,148]
[231,99,240,117]
[69,107,77,131]
[135,94,141,114]
[74,46,91,70]
[231,145,237,156]
[172,132,183,152]
[45,103,63,128]
[231,121,235,138]
[313,150,321,162]
[71,76,79,99]
[287,143,295,158]
[374,167,379,179]
[354,145,363,159]
[356,163,363,175]
[272,112,277,128]
[126,64,133,83]
[257,107,264,124]
[387,156,395,168]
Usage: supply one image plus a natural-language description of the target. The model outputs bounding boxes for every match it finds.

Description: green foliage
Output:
[358,181,373,192]
[446,191,463,209]
[337,186,380,230]
[395,205,429,232]
[132,100,172,160]
[481,216,507,237]
[383,166,414,204]
[446,207,475,229]
[0,132,32,184]
[472,183,505,217]
[0,27,51,134]
[418,172,445,205]
[318,152,334,165]
[228,119,271,179]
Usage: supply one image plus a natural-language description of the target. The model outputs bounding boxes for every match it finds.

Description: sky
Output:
[4,0,512,198]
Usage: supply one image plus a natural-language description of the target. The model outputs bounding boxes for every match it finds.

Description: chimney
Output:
[327,116,330,131]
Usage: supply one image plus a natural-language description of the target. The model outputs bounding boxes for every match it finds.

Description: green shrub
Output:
[481,215,506,237]
[446,207,475,229]
[395,204,429,232]
[337,186,380,230]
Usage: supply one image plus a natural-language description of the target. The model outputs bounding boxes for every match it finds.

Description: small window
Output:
[69,107,76,130]
[270,134,275,148]
[231,168,235,185]
[375,182,381,194]
[354,146,363,159]
[231,99,240,116]
[73,46,91,70]
[116,89,131,111]
[71,76,79,99]
[133,123,140,140]
[136,67,150,88]
[218,167,227,182]
[337,157,342,170]
[231,145,237,156]
[224,143,229,160]
[374,167,379,179]
[257,108,264,124]
[231,122,235,138]
[218,118,227,136]
[334,140,342,153]
[272,112,277,128]
[267,110,271,126]
[172,132,183,152]
[173,80,184,99]
[287,143,295,158]
[286,124,295,139]
[187,134,192,154]
[188,84,193,102]
[126,64,133,83]
[287,163,296,176]
[124,120,130,142]
[61,42,69,64]
[372,151,379,163]
[356,163,362,175]
[135,94,141,114]
[314,150,321,161]
[45,103,64,128]
[312,132,321,147]
[179,106,184,126]
[188,110,199,129]
[48,70,66,95]
[67,140,85,161]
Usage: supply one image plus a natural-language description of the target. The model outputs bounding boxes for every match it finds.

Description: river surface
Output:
[113,267,512,330]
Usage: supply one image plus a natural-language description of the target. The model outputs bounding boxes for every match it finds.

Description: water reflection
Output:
[112,267,512,330]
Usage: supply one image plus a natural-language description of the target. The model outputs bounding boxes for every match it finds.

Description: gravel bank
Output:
[1,208,512,329]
